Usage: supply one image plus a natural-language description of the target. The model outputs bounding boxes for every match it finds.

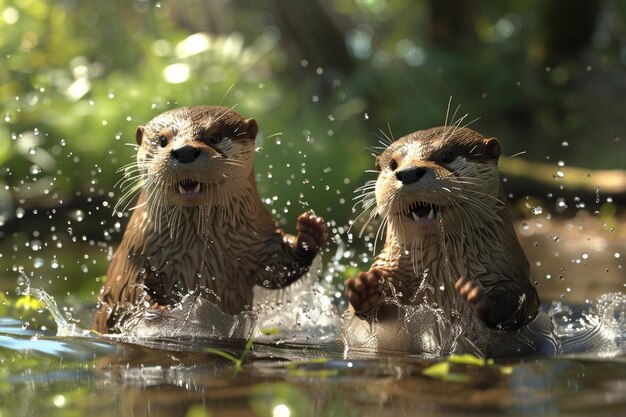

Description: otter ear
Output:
[375,156,382,172]
[135,126,145,146]
[484,137,501,160]
[244,118,258,140]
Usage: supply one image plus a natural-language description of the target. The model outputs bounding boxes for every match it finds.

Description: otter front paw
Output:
[148,302,170,313]
[295,212,328,256]
[455,277,489,322]
[345,269,384,315]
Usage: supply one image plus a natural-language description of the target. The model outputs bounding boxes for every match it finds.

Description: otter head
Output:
[134,106,258,209]
[372,126,502,245]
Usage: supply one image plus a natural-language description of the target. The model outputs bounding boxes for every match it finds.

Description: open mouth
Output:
[406,201,439,222]
[175,179,204,195]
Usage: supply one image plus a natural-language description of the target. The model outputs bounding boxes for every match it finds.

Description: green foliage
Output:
[422,353,513,383]
[205,336,254,374]
[1,0,625,299]
[0,293,56,329]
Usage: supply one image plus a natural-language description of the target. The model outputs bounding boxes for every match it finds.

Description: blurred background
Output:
[1,0,625,308]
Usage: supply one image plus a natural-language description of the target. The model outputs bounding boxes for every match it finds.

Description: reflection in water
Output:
[2,318,625,417]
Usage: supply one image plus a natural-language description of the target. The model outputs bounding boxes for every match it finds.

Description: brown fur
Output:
[346,126,539,330]
[93,106,327,333]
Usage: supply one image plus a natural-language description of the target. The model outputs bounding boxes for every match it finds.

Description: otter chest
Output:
[140,219,267,312]
[381,239,488,310]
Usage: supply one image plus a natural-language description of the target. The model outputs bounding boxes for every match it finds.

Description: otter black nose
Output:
[171,145,201,163]
[395,166,426,184]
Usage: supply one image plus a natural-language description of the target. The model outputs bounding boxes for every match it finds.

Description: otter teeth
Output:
[177,181,202,194]
[408,203,437,221]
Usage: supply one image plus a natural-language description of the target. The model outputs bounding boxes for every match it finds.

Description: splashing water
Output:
[16,274,91,337]
[18,249,625,358]
[342,293,624,358]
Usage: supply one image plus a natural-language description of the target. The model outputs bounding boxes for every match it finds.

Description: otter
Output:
[93,106,327,333]
[346,126,539,332]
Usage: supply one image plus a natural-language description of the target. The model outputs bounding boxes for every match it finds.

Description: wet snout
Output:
[395,166,427,185]
[171,145,201,164]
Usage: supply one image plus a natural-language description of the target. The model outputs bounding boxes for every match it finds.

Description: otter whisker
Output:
[352,190,377,201]
[449,175,487,185]
[374,129,394,148]
[347,202,376,237]
[354,179,377,194]
[373,213,388,255]
[116,159,143,171]
[223,160,245,168]
[114,186,143,213]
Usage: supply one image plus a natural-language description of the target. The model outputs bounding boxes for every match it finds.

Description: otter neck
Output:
[134,176,265,242]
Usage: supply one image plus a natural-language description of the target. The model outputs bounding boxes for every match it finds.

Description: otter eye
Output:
[439,152,455,164]
[158,136,168,148]
[389,159,398,171]
[209,134,222,144]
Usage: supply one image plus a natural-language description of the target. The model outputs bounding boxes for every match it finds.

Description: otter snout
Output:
[395,166,427,185]
[171,145,201,163]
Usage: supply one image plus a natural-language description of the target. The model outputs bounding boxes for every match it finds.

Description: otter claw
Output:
[295,212,328,255]
[346,269,384,315]
[455,277,489,322]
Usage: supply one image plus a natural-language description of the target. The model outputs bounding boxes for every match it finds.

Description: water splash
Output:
[342,293,625,358]
[16,273,91,337]
[16,263,625,357]
[549,292,625,355]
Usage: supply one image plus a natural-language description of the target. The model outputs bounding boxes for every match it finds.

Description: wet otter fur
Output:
[93,106,327,333]
[346,126,539,332]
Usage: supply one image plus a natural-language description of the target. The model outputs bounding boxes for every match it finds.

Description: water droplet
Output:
[73,210,84,222]
[29,165,41,175]
[30,240,42,251]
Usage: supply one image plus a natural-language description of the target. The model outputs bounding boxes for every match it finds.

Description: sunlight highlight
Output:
[272,404,291,417]
[163,63,190,84]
